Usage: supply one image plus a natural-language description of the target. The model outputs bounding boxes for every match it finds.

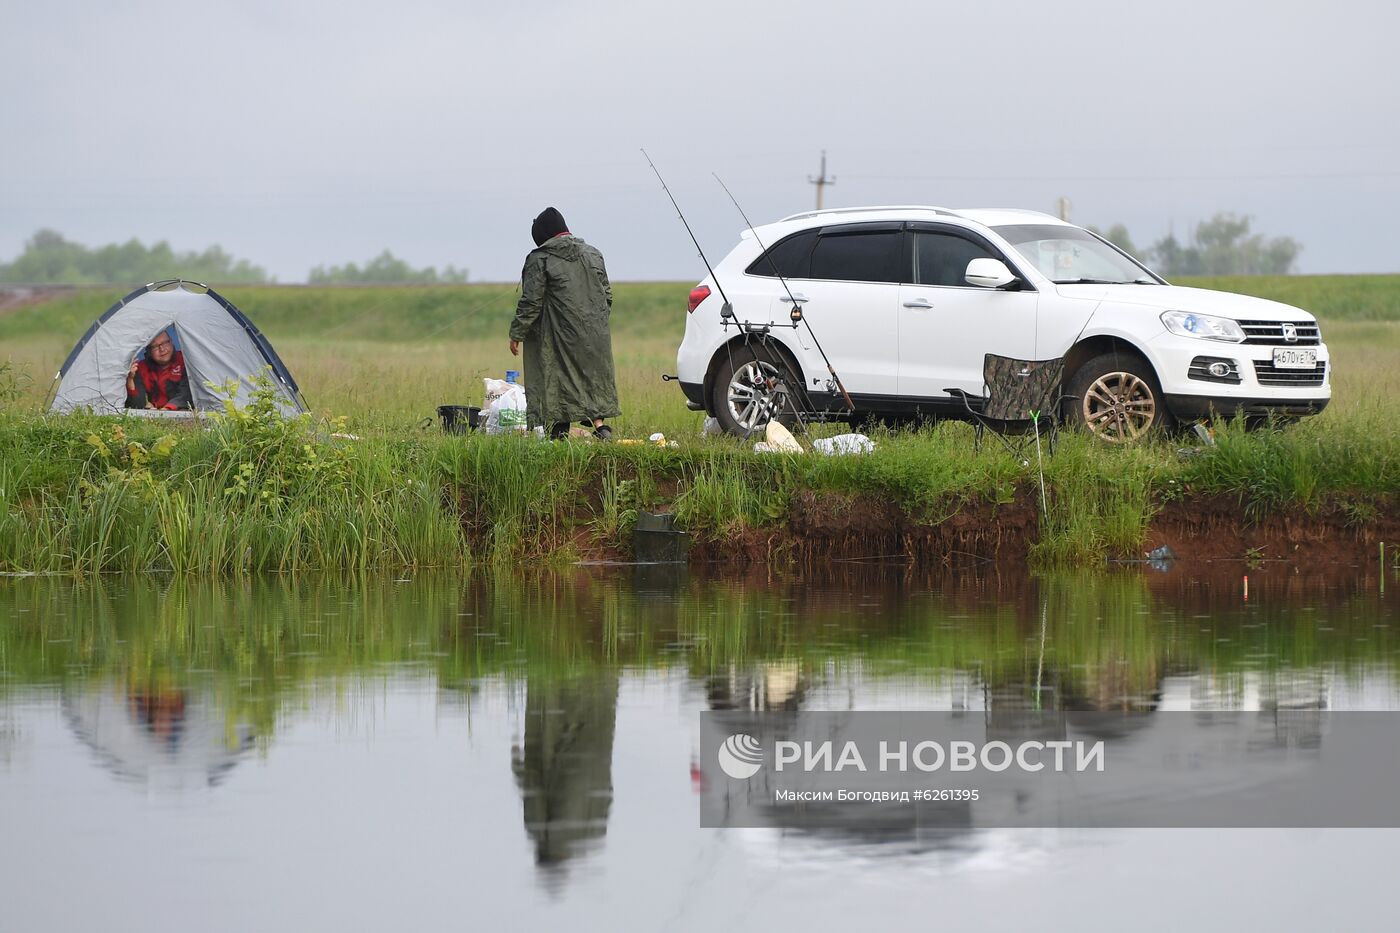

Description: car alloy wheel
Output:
[1080,371,1157,443]
[727,359,788,432]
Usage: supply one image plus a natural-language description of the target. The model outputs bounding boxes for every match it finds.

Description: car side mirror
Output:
[965,258,1019,289]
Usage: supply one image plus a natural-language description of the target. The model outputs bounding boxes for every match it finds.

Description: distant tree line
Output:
[0,231,469,285]
[308,250,467,284]
[1088,213,1301,276]
[0,229,269,284]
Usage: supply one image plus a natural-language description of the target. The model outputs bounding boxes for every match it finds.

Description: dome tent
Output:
[47,279,306,415]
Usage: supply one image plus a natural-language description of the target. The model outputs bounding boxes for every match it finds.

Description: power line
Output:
[840,170,1400,182]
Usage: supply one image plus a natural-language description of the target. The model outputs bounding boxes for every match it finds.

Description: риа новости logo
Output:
[717,733,764,779]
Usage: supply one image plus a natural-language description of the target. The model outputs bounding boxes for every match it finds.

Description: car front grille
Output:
[1253,360,1327,387]
[1239,320,1321,345]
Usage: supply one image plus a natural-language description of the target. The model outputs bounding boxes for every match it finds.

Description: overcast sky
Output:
[2,0,1397,282]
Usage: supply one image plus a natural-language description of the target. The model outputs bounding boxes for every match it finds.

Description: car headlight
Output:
[1160,311,1246,343]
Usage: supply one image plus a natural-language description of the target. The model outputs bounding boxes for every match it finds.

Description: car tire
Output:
[1065,351,1171,443]
[710,343,804,438]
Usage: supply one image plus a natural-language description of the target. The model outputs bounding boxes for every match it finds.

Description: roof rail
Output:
[778,205,963,223]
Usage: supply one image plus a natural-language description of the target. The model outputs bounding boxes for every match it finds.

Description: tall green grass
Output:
[1030,433,1164,565]
[0,399,1395,574]
[0,386,464,574]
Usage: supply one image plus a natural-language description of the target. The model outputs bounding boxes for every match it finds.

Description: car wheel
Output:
[710,343,803,438]
[1065,352,1170,443]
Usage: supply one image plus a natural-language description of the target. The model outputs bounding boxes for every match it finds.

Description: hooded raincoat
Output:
[509,233,620,429]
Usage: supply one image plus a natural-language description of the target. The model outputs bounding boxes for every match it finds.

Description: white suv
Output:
[674,206,1330,440]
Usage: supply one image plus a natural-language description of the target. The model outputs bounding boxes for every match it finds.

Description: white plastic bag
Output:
[813,433,875,456]
[482,378,510,410]
[482,378,528,434]
[701,416,723,437]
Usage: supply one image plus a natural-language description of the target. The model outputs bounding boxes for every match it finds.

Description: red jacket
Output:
[126,350,192,410]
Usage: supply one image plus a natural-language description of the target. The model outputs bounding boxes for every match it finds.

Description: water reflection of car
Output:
[61,682,256,791]
[676,207,1331,440]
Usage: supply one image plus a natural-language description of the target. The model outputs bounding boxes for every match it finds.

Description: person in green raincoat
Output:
[509,207,620,440]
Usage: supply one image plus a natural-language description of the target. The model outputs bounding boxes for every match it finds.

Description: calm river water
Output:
[1,564,1397,932]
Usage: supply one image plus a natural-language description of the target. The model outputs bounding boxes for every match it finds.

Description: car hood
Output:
[1053,283,1313,322]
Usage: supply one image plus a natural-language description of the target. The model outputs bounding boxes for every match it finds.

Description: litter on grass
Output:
[753,423,874,456]
[813,433,875,456]
[761,421,804,453]
[481,378,527,434]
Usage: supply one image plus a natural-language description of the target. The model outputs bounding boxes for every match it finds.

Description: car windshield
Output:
[993,223,1158,285]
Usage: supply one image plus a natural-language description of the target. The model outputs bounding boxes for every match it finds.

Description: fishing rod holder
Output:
[721,318,799,333]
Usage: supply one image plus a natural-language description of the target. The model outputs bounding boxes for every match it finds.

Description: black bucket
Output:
[437,405,481,435]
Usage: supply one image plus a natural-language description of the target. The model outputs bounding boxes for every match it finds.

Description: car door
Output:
[766,222,902,399]
[897,225,1038,401]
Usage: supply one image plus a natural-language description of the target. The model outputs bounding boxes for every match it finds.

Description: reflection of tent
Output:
[62,682,256,792]
[47,279,305,415]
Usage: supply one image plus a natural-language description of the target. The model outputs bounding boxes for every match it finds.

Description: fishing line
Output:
[643,151,798,436]
[642,149,732,320]
[641,150,820,436]
[712,174,855,415]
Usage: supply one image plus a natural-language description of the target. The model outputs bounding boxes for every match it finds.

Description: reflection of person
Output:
[127,689,188,747]
[511,673,618,881]
[125,331,191,411]
[508,207,620,440]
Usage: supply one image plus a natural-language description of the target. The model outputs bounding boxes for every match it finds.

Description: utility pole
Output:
[1056,197,1072,222]
[809,151,835,210]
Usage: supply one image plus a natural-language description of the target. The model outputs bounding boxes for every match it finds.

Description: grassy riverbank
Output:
[0,278,1397,574]
[0,390,1394,573]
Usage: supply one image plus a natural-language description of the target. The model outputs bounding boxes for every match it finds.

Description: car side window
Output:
[745,229,817,278]
[913,232,995,287]
[808,231,902,283]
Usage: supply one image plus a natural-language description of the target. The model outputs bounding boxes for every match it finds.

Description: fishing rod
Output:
[642,151,813,432]
[712,174,856,414]
[641,148,733,323]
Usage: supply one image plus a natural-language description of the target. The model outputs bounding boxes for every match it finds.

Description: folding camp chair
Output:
[946,355,1070,461]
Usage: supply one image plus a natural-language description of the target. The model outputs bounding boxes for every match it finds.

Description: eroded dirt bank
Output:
[705,494,1397,566]
[458,485,1398,567]
[1141,495,1399,565]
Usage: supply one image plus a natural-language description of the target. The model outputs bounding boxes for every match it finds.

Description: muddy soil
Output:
[687,490,1396,568]
[1143,494,1399,566]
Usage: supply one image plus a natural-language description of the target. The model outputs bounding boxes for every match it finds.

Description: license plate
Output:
[1272,347,1317,369]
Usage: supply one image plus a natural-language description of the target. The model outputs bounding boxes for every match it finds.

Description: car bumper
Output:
[679,380,705,410]
[1148,331,1331,420]
[1163,394,1330,421]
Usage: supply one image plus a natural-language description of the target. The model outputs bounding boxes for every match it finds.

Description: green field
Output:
[0,276,1396,574]
[2,275,1399,433]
